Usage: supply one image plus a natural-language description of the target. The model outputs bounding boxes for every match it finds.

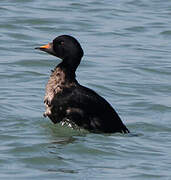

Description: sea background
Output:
[0,0,171,179]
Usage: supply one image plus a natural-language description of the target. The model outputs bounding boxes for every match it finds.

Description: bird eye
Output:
[59,41,64,45]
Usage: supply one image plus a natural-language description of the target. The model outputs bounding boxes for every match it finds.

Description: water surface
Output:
[1,0,171,179]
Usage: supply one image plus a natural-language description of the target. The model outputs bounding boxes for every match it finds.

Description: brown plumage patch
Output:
[44,67,76,117]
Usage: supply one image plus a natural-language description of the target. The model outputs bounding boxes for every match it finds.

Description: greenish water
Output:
[1,0,171,179]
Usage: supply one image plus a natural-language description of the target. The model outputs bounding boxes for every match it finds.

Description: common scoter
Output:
[35,35,129,133]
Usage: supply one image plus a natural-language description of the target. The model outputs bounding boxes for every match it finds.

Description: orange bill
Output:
[39,43,51,49]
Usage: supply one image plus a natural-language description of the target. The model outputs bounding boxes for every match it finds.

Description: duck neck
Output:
[55,59,79,82]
